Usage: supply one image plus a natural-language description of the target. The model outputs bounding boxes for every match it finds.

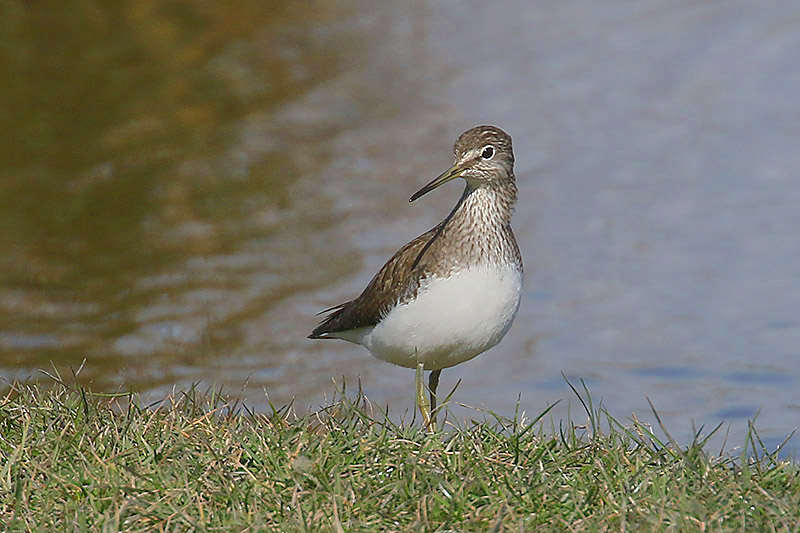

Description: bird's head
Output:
[410,125,514,202]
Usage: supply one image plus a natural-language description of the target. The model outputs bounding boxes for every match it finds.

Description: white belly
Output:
[341,263,522,370]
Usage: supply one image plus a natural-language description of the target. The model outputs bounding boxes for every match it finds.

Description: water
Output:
[1,1,798,455]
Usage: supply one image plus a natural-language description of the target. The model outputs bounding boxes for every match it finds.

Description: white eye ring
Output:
[481,145,495,159]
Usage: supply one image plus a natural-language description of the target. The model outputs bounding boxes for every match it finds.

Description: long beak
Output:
[409,163,465,202]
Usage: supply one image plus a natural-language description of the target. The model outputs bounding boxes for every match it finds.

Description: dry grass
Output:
[1,375,798,531]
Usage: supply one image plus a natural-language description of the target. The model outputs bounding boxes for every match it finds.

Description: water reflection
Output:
[1,1,799,455]
[0,0,363,388]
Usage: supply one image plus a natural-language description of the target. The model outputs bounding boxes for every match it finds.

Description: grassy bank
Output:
[1,377,798,532]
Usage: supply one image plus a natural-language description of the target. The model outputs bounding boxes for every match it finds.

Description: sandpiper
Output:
[309,125,522,429]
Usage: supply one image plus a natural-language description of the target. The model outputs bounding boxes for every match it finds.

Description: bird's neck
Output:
[450,178,517,230]
[412,177,519,274]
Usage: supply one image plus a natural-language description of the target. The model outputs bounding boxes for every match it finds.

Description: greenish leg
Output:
[416,361,432,431]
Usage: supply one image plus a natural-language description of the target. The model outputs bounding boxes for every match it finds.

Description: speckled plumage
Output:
[309,125,523,369]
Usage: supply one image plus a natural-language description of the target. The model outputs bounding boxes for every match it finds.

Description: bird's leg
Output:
[415,361,433,430]
[429,369,441,415]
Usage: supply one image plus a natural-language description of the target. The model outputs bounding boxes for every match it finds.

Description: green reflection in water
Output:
[2,2,288,277]
[0,0,359,386]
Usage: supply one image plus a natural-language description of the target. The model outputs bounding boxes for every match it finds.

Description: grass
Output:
[1,373,799,532]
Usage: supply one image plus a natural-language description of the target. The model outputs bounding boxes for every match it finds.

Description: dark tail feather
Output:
[315,302,347,316]
[308,301,350,338]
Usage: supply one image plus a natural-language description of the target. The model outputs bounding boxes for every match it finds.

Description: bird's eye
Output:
[481,145,495,159]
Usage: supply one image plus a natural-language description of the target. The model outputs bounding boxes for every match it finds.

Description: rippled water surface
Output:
[2,1,799,454]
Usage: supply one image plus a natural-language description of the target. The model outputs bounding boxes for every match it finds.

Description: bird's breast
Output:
[361,262,523,370]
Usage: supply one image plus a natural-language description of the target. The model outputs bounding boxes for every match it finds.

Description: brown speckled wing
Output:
[308,226,439,338]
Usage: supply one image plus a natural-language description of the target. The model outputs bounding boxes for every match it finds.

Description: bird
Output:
[309,125,522,430]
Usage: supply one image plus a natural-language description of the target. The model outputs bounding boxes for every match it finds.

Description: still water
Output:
[1,1,799,454]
